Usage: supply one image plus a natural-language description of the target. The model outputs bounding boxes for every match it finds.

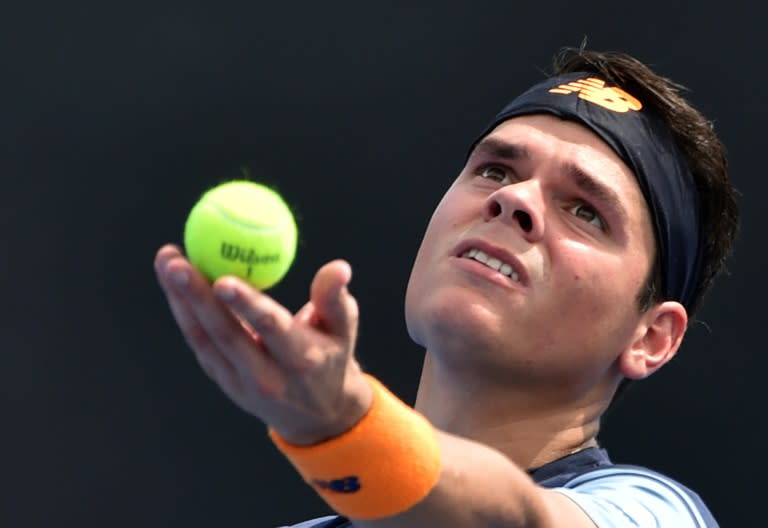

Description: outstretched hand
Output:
[154,244,373,445]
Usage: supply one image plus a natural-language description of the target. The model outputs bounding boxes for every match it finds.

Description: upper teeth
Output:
[461,248,520,282]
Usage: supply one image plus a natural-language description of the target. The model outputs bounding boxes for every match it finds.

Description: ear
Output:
[618,301,688,380]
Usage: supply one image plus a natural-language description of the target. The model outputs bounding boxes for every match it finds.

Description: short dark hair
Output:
[552,47,739,318]
[552,47,740,408]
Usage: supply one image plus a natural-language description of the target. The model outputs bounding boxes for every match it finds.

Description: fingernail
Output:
[170,270,189,286]
[216,282,237,301]
[337,282,350,299]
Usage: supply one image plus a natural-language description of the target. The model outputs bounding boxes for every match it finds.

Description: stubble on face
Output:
[404,115,656,393]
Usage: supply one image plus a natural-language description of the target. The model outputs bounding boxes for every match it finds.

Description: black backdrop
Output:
[2,2,763,526]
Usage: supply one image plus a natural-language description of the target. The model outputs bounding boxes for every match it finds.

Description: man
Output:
[154,48,738,527]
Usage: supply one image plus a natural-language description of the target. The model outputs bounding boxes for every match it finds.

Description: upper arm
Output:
[548,470,715,528]
[534,489,599,528]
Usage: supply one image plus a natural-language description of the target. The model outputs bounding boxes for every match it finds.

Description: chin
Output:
[405,283,507,353]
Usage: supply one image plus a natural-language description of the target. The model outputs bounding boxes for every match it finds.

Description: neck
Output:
[414,352,609,470]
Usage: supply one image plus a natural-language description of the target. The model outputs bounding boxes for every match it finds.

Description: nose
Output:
[481,181,545,241]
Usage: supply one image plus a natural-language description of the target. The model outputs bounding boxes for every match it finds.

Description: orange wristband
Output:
[269,375,441,520]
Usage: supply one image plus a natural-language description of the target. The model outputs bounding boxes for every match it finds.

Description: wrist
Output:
[269,374,441,520]
[272,365,374,446]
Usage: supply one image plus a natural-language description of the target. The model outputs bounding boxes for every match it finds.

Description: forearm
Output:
[271,376,585,528]
[353,430,547,528]
[154,248,583,527]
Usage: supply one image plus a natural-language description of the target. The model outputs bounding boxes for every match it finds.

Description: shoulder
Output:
[552,465,719,528]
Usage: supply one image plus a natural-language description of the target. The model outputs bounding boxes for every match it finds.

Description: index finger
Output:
[213,276,308,369]
[155,246,261,374]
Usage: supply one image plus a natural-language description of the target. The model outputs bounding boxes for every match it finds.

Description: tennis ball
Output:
[183,180,298,290]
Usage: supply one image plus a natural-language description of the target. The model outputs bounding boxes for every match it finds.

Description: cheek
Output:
[426,197,464,232]
[410,194,468,270]
[537,265,640,362]
[406,191,474,343]
[405,208,447,338]
[567,271,624,320]
[551,244,647,320]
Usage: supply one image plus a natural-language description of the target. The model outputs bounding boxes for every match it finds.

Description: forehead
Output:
[481,114,629,172]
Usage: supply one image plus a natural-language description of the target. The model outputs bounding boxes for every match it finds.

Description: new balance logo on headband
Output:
[548,77,642,113]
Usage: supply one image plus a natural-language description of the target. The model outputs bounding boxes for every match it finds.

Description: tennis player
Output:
[155,47,738,527]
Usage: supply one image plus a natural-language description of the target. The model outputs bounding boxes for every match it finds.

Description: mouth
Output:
[454,240,526,285]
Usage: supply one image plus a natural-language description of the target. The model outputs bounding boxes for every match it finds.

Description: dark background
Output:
[1,2,761,526]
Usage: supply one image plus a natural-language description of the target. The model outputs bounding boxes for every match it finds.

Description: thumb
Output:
[310,259,358,341]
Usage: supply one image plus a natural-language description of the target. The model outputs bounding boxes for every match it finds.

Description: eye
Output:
[479,165,512,184]
[566,202,606,231]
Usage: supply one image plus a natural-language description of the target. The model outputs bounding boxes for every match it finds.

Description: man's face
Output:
[405,114,656,390]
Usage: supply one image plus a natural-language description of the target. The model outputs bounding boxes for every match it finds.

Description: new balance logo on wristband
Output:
[312,476,361,493]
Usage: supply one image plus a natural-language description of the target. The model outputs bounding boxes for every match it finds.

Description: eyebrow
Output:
[564,163,628,223]
[472,136,629,223]
[472,137,530,161]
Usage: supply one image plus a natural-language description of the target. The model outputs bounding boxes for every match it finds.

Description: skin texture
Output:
[406,115,688,473]
[155,114,689,527]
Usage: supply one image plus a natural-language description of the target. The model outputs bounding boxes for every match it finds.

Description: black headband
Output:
[468,72,702,311]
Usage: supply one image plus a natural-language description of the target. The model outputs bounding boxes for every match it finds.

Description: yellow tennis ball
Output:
[183,180,298,290]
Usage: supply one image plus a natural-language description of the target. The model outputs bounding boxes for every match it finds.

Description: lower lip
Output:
[451,256,522,289]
